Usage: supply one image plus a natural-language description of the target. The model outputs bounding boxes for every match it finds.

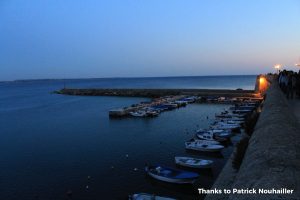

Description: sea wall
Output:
[205,81,300,200]
[55,88,256,98]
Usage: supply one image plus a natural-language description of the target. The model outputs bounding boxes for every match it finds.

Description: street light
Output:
[274,64,281,74]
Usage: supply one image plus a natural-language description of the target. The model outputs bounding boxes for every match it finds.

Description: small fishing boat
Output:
[213,122,241,128]
[232,109,252,114]
[145,165,199,184]
[181,96,197,103]
[230,105,255,111]
[129,193,176,200]
[185,141,224,152]
[175,156,213,169]
[214,131,232,140]
[129,111,147,117]
[198,128,231,134]
[196,130,228,142]
[189,138,220,145]
[196,132,216,141]
[174,100,188,106]
[215,113,246,119]
[216,119,244,124]
[211,124,240,131]
[162,103,178,109]
[145,110,159,117]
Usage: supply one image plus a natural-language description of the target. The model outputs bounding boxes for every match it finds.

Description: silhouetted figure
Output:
[286,73,297,99]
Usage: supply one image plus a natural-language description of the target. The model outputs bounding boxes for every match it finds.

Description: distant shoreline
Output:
[1,74,257,83]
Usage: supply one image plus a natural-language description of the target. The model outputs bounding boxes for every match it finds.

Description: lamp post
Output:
[274,64,281,74]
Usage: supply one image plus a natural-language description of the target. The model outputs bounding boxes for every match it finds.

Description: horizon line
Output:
[0,74,259,83]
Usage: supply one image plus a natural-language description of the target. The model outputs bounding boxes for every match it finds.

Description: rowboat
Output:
[145,110,159,117]
[145,165,199,184]
[188,138,220,145]
[129,193,176,200]
[185,141,224,152]
[213,122,240,128]
[175,156,213,169]
[129,111,147,117]
[211,124,240,131]
[196,130,228,142]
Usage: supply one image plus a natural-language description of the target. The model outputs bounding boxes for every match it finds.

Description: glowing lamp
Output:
[259,77,265,84]
[274,64,281,69]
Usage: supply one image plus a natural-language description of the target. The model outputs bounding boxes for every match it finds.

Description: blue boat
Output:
[129,193,176,200]
[145,165,199,184]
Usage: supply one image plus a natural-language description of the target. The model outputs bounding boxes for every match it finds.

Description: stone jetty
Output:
[55,88,258,98]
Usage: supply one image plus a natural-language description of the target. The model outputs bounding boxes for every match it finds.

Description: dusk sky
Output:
[1,0,300,81]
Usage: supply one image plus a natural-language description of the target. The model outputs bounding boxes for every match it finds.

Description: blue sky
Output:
[0,0,300,80]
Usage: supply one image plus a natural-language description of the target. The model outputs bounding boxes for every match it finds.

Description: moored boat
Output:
[175,156,213,169]
[213,122,240,128]
[129,111,147,117]
[211,124,240,132]
[196,132,216,141]
[129,193,176,200]
[145,165,199,184]
[196,130,229,142]
[185,141,224,152]
[145,110,159,117]
[189,138,220,145]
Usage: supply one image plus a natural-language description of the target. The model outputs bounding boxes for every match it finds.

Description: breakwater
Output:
[55,88,257,98]
[55,88,262,118]
[205,80,300,200]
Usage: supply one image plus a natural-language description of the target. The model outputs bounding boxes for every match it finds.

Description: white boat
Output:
[129,193,176,200]
[185,141,224,152]
[211,124,240,131]
[145,165,199,184]
[213,122,241,128]
[215,113,245,118]
[196,130,229,142]
[198,128,231,134]
[145,110,159,117]
[216,119,244,124]
[175,156,213,169]
[129,111,147,117]
[232,109,252,114]
[196,132,216,141]
[174,100,188,106]
[189,138,220,145]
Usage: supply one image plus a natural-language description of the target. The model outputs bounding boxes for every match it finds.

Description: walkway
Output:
[288,98,300,125]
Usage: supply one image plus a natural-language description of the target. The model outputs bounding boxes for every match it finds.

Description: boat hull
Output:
[130,193,176,200]
[175,157,213,169]
[185,142,224,152]
[145,165,198,184]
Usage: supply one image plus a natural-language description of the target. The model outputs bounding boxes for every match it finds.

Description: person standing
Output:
[286,72,294,99]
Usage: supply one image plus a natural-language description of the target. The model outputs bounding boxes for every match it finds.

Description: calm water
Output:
[0,76,255,200]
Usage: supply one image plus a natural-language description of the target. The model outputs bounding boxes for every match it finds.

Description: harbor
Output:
[2,74,299,200]
[55,75,265,118]
[53,76,266,199]
[2,0,300,199]
[129,94,264,200]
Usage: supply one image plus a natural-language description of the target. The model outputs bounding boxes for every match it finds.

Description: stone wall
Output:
[205,81,300,200]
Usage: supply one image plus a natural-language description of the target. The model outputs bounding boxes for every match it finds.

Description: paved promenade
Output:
[288,98,300,125]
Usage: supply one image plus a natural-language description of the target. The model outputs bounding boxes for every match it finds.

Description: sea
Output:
[0,75,256,200]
